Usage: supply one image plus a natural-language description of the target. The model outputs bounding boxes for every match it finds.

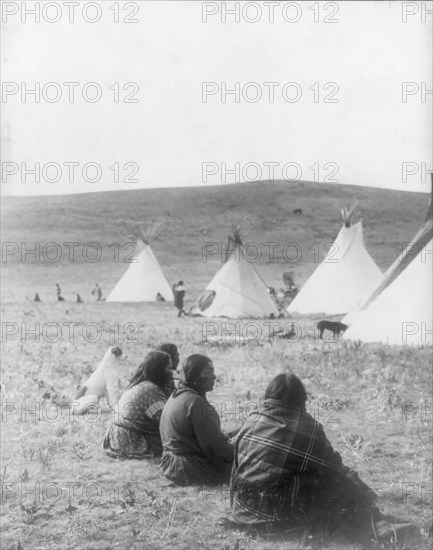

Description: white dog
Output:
[73,346,124,415]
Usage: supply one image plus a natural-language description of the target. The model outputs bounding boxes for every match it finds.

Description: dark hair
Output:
[180,354,212,390]
[178,281,184,286]
[156,343,179,370]
[128,351,172,390]
[264,373,307,409]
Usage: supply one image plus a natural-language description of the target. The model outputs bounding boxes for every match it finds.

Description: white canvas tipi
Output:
[344,188,432,325]
[287,207,384,315]
[342,186,432,345]
[106,224,174,303]
[343,239,432,346]
[191,229,278,319]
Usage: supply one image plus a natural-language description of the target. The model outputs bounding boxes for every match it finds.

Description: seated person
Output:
[160,354,233,485]
[156,342,180,370]
[229,373,426,545]
[156,342,180,394]
[103,351,173,459]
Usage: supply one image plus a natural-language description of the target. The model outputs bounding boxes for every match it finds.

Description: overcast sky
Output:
[1,0,432,196]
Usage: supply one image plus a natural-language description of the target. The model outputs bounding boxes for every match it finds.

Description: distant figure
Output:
[287,286,299,301]
[293,208,303,215]
[56,284,65,302]
[76,294,83,303]
[174,281,187,318]
[274,323,297,340]
[283,271,296,292]
[91,283,102,301]
[284,323,297,340]
[156,292,166,302]
[34,293,41,302]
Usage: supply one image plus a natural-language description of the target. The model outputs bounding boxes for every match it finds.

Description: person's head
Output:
[264,373,307,411]
[180,354,215,396]
[128,351,172,391]
[178,280,184,286]
[156,343,180,370]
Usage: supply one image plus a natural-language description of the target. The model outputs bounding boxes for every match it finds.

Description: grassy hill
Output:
[1,180,429,301]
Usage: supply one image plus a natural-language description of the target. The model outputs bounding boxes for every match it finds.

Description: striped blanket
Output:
[230,398,376,527]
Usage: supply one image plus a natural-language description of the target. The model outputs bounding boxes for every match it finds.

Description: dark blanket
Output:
[230,399,376,530]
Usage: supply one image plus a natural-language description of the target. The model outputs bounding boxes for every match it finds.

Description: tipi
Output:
[287,205,384,315]
[343,189,432,345]
[190,227,278,319]
[106,222,174,302]
[344,189,432,323]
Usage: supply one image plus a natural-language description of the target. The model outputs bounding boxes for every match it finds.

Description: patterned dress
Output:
[103,381,167,459]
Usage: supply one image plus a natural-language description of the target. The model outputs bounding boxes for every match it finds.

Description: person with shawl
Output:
[159,354,233,485]
[103,351,173,459]
[228,373,426,545]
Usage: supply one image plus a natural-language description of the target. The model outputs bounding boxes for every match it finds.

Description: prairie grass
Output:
[1,182,431,548]
[1,302,432,550]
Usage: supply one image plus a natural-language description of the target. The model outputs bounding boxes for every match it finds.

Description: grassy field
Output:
[1,181,432,549]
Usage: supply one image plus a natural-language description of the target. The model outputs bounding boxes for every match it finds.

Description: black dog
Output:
[317,320,348,339]
[293,208,303,215]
